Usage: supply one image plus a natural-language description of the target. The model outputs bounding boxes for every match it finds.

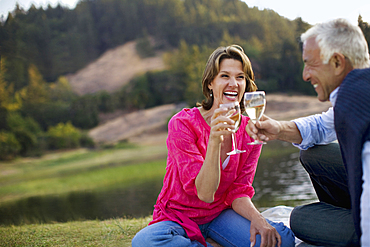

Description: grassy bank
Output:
[0,142,166,245]
[0,142,167,204]
[0,215,151,246]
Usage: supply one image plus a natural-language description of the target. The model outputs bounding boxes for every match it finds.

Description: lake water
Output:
[252,141,317,209]
[0,141,317,225]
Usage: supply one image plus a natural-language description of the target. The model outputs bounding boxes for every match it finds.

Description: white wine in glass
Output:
[219,102,246,155]
[244,91,266,145]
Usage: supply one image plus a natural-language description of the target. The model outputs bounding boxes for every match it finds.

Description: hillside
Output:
[89,103,184,145]
[66,41,166,95]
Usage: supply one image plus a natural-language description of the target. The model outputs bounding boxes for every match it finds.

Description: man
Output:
[247,18,370,246]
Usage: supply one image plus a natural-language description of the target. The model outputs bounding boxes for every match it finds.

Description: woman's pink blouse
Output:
[150,107,262,227]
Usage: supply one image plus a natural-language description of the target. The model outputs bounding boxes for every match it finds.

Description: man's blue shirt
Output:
[292,87,339,150]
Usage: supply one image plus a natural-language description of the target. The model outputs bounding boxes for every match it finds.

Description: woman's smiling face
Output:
[208,58,246,108]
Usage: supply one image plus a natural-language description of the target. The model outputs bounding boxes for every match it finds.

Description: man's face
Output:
[302,37,339,102]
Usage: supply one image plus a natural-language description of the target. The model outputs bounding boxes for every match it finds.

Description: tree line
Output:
[0,0,369,160]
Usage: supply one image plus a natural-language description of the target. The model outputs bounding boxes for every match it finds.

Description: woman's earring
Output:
[210,90,213,97]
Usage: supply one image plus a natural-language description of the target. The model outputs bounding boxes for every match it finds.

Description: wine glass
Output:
[219,101,246,155]
[244,91,266,145]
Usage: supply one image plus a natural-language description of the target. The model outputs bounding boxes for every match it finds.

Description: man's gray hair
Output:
[301,18,370,69]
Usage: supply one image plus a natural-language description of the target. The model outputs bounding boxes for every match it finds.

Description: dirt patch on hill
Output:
[88,94,332,146]
[66,41,166,95]
[264,94,332,120]
[89,103,186,145]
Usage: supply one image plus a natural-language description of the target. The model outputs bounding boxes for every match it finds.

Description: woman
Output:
[132,45,295,247]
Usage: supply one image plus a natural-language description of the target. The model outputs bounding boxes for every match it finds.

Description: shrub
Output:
[79,132,95,148]
[135,32,155,58]
[6,113,42,156]
[0,131,21,160]
[97,91,117,113]
[70,95,99,129]
[21,102,71,131]
[47,122,81,150]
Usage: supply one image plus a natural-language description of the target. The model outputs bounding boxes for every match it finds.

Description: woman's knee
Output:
[132,221,190,247]
[131,223,166,246]
[131,227,147,247]
[269,221,295,247]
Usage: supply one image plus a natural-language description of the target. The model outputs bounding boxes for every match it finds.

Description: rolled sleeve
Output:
[292,107,337,150]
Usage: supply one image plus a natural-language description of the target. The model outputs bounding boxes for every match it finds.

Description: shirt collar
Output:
[330,87,339,107]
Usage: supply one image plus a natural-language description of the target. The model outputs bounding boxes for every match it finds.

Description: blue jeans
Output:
[290,143,359,246]
[132,209,295,247]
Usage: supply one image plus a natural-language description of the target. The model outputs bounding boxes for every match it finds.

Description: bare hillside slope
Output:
[89,103,185,145]
[66,41,166,95]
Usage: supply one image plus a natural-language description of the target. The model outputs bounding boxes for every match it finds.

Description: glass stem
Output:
[232,133,237,151]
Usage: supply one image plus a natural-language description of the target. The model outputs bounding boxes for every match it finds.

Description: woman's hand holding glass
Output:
[219,102,245,155]
[209,106,236,144]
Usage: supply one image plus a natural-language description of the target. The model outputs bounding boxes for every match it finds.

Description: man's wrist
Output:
[278,121,303,144]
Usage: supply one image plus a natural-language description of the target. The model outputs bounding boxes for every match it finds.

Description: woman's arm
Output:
[195,137,222,203]
[195,107,235,203]
[232,197,281,247]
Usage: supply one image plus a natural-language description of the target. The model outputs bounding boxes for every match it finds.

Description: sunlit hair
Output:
[301,18,370,69]
[199,44,257,112]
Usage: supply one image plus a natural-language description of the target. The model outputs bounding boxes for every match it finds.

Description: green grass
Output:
[0,159,166,202]
[0,145,167,203]
[0,216,152,246]
[0,142,167,245]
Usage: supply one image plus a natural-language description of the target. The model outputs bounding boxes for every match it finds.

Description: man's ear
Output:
[331,53,347,75]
